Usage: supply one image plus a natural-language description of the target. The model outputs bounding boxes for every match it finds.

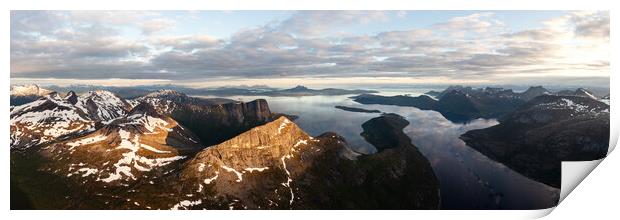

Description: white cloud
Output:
[9,11,610,86]
[140,18,176,35]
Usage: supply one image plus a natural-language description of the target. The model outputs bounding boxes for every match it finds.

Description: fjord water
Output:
[195,89,559,209]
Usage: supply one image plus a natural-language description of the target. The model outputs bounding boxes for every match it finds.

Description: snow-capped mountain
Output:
[10,85,54,106]
[39,103,203,186]
[75,90,132,121]
[10,92,95,149]
[556,88,601,100]
[10,85,53,96]
[10,90,135,149]
[573,88,599,100]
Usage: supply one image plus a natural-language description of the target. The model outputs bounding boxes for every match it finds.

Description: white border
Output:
[2,0,617,219]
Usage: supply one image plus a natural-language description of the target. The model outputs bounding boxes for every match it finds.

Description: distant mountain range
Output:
[14,84,378,99]
[349,85,610,190]
[353,86,608,123]
[10,87,438,209]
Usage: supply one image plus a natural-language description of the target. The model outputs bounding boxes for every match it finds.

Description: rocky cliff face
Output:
[138,90,273,146]
[11,88,440,210]
[162,115,439,210]
[460,95,609,188]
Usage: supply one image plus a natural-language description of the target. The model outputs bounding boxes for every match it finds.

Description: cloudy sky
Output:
[10,10,609,88]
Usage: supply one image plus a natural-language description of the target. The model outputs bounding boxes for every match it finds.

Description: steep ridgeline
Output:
[10,91,133,149]
[460,95,610,188]
[74,90,133,121]
[428,86,605,101]
[353,86,606,123]
[37,103,203,186]
[520,86,551,101]
[556,88,600,100]
[10,103,204,209]
[10,85,54,106]
[11,92,95,149]
[425,85,550,101]
[137,90,273,146]
[159,116,439,210]
[352,87,526,123]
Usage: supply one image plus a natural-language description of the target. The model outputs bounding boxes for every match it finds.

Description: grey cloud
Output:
[10,11,610,83]
[278,11,390,36]
[573,11,609,39]
[503,29,558,41]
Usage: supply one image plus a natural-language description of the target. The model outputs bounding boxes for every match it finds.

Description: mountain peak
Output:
[525,85,547,91]
[520,85,550,101]
[287,85,310,91]
[144,89,187,98]
[65,91,78,104]
[220,116,309,147]
[45,91,62,100]
[75,90,130,121]
[574,88,598,99]
[128,102,161,116]
[176,114,439,209]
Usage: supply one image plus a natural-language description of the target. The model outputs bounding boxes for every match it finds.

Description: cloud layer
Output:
[10,11,610,86]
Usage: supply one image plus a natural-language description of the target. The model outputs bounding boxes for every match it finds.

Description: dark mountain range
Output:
[519,86,551,101]
[352,93,438,109]
[460,95,610,188]
[556,88,599,99]
[425,85,604,101]
[352,87,526,123]
[355,86,607,123]
[136,90,273,146]
[335,105,381,113]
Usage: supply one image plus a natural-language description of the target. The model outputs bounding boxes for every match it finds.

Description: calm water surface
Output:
[195,88,559,209]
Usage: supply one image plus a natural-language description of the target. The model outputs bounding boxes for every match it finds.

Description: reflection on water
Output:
[195,92,559,209]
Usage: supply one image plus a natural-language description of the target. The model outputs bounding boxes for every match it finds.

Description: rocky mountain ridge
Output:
[165,115,439,209]
[353,86,606,123]
[460,95,610,188]
[11,102,440,209]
